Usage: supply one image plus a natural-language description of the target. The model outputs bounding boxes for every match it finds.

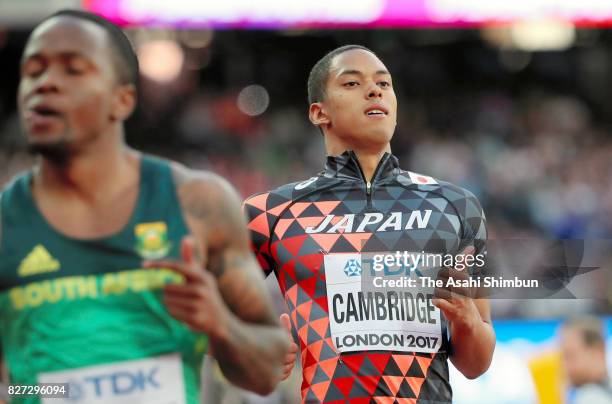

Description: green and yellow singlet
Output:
[0,156,207,404]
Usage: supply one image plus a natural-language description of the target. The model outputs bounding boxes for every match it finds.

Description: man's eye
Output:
[22,60,44,77]
[66,67,85,75]
[344,81,359,87]
[66,63,86,75]
[378,81,391,88]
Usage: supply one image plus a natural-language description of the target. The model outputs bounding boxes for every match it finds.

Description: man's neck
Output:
[350,149,390,182]
[34,136,138,203]
[325,138,391,182]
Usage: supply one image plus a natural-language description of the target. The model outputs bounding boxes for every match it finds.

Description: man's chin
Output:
[357,129,394,146]
[27,141,71,163]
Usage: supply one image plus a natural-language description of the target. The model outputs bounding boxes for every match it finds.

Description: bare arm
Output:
[172,166,289,394]
[443,298,495,379]
[433,247,495,379]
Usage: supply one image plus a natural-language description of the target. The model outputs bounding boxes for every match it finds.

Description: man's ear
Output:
[309,102,331,128]
[110,84,136,122]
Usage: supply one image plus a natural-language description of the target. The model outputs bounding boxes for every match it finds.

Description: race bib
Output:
[38,353,186,404]
[325,253,442,353]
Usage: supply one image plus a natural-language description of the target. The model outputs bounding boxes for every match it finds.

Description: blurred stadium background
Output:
[0,1,611,403]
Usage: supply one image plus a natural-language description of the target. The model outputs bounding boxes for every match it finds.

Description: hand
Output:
[143,236,233,339]
[432,246,481,329]
[279,313,298,381]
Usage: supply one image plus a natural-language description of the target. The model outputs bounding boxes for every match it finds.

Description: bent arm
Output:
[448,299,495,379]
[176,167,289,394]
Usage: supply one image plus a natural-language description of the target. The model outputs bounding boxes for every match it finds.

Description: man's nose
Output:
[33,66,61,95]
[365,81,382,99]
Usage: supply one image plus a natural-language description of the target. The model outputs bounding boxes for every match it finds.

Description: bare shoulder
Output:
[170,162,247,242]
[171,161,236,192]
[172,161,241,207]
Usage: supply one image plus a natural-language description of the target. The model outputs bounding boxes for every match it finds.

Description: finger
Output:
[143,258,202,282]
[281,367,293,379]
[181,236,200,268]
[444,270,471,298]
[183,235,209,271]
[434,286,453,301]
[283,355,297,366]
[165,283,203,297]
[281,364,294,380]
[451,282,472,298]
[279,313,292,334]
[164,293,201,310]
[287,341,298,354]
[166,303,195,324]
[455,246,476,272]
[432,297,456,314]
[459,245,476,256]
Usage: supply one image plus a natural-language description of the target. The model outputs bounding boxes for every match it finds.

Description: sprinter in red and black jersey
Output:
[244,45,495,403]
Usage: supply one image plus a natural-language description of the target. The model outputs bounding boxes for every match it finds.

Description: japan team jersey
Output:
[245,151,487,403]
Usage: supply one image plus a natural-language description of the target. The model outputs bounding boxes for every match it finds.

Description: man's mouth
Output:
[30,105,61,117]
[364,105,388,116]
[24,104,63,130]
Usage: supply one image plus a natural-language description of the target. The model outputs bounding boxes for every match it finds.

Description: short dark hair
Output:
[307,44,376,105]
[41,9,139,87]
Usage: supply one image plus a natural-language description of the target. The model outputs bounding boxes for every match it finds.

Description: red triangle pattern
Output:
[342,232,373,252]
[342,353,366,373]
[332,377,355,398]
[289,201,311,217]
[415,356,433,377]
[406,376,426,399]
[296,300,313,323]
[358,375,382,396]
[368,353,391,375]
[281,260,296,282]
[396,399,417,404]
[274,218,295,239]
[297,325,310,346]
[303,348,318,369]
[314,296,328,312]
[311,381,331,402]
[245,192,268,211]
[382,376,404,396]
[318,357,338,379]
[298,253,323,273]
[247,211,269,236]
[310,233,341,251]
[313,200,341,215]
[302,363,317,386]
[300,276,317,300]
[281,235,308,257]
[268,200,291,216]
[309,317,329,339]
[392,354,415,376]
[308,340,324,362]
[296,216,325,230]
[285,284,298,306]
[373,396,395,404]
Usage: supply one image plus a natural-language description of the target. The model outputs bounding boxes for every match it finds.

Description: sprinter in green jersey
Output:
[0,10,289,404]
